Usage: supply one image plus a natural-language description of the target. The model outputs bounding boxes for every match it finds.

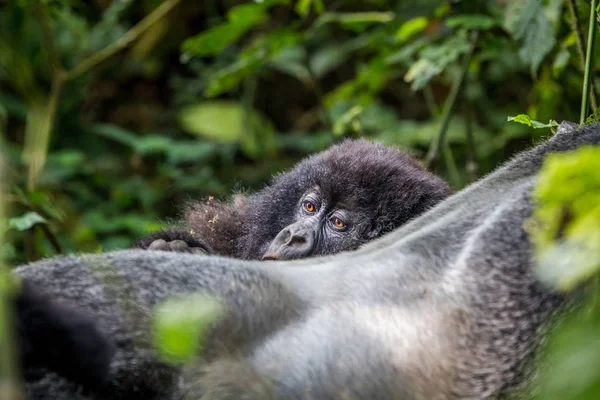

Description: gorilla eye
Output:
[303,201,316,213]
[331,217,345,230]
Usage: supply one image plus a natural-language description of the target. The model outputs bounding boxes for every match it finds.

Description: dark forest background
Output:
[0,0,595,264]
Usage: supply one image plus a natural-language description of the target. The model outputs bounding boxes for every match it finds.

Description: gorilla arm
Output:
[13,121,597,399]
[133,197,245,256]
[12,279,115,392]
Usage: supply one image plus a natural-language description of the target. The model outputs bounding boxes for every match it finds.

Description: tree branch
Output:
[64,0,181,81]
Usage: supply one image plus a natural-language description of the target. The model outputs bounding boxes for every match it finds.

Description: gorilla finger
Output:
[169,240,193,253]
[148,239,171,251]
[190,247,209,255]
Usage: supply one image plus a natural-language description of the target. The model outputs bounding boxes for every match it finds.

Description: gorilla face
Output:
[262,186,373,260]
[136,139,452,261]
[237,139,452,261]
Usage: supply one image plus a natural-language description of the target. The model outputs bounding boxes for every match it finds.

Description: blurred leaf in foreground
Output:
[153,293,223,365]
[529,146,600,291]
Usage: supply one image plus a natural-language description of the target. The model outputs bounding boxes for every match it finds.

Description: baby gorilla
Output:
[135,139,451,260]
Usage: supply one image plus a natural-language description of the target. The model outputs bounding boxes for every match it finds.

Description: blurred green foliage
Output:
[1,0,600,397]
[528,144,600,400]
[5,0,595,264]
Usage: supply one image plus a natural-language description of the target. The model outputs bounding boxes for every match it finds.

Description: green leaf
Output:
[307,37,369,79]
[206,29,302,97]
[179,102,246,142]
[325,58,390,107]
[181,3,268,57]
[269,45,310,83]
[315,12,394,32]
[90,124,139,148]
[295,0,312,17]
[227,3,268,27]
[395,17,428,44]
[445,15,497,30]
[8,212,47,231]
[178,101,276,156]
[403,33,470,90]
[552,45,571,78]
[332,105,364,136]
[134,135,172,155]
[205,55,264,97]
[504,0,557,75]
[166,141,218,165]
[295,0,324,17]
[507,114,559,129]
[181,24,245,58]
[153,294,223,364]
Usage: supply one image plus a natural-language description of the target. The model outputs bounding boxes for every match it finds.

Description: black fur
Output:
[14,279,115,392]
[137,139,451,260]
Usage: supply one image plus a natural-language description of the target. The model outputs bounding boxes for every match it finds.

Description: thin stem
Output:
[38,221,63,254]
[442,144,461,189]
[425,30,478,167]
[26,74,64,191]
[567,0,598,112]
[242,75,258,141]
[423,85,439,118]
[64,0,181,81]
[581,0,599,124]
[303,43,332,129]
[0,157,21,400]
[35,3,61,77]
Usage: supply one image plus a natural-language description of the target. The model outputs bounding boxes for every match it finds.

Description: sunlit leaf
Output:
[507,114,558,129]
[178,101,275,157]
[8,212,47,231]
[333,105,364,136]
[179,102,246,142]
[295,0,324,17]
[395,17,428,43]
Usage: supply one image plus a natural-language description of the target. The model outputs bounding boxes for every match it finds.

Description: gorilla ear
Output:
[555,121,579,136]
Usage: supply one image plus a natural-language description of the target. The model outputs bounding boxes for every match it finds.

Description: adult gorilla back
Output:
[14,121,595,399]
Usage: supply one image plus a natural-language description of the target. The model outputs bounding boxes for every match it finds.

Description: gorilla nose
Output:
[262,227,316,260]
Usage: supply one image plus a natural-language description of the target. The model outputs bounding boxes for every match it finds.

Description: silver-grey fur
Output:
[14,121,599,399]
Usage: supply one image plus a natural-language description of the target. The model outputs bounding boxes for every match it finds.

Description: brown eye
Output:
[332,217,345,229]
[303,201,316,213]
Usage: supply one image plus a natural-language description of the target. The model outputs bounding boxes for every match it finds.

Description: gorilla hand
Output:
[133,230,213,255]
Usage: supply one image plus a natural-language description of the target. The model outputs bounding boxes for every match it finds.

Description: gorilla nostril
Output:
[287,233,308,247]
[292,236,306,244]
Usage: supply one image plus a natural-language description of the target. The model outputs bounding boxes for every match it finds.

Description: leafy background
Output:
[2,0,600,397]
[3,0,594,264]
